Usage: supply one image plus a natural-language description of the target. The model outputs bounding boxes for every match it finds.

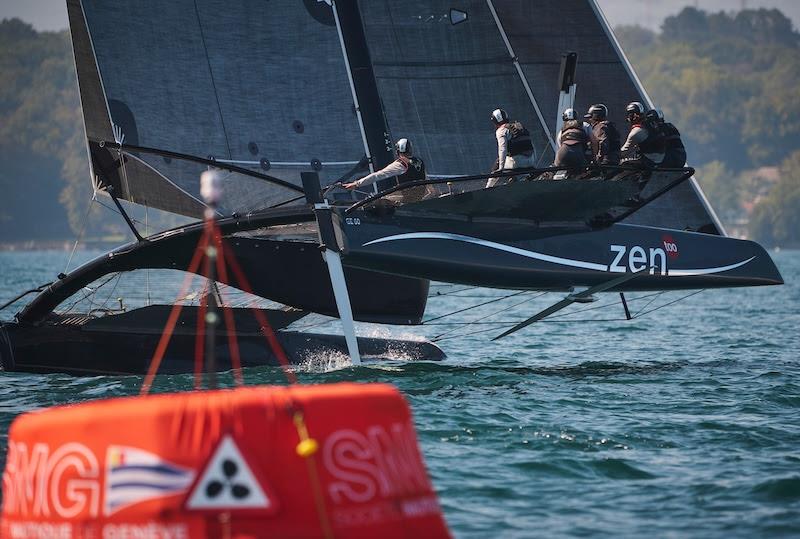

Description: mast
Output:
[555,52,578,138]
[331,0,394,172]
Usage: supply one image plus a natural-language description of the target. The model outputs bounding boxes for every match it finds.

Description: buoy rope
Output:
[217,234,297,384]
[209,223,244,386]
[141,230,209,395]
[141,214,298,394]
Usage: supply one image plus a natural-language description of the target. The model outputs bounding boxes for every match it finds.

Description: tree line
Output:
[617,7,800,246]
[0,9,798,246]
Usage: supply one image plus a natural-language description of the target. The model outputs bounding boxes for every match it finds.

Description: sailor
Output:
[584,104,621,166]
[650,109,687,168]
[620,101,665,167]
[343,138,429,202]
[486,108,535,187]
[553,108,589,171]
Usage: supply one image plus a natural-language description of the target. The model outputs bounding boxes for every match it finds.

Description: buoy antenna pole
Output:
[200,170,223,387]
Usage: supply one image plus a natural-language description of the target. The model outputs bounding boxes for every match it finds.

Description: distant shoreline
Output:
[0,239,124,251]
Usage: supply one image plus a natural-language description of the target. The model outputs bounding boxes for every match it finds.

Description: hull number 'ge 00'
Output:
[345,217,361,226]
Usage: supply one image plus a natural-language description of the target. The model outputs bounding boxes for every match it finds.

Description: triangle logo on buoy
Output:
[186,435,273,511]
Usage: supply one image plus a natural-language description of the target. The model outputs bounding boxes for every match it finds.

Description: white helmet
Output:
[562,108,577,121]
[395,138,412,155]
[491,108,508,124]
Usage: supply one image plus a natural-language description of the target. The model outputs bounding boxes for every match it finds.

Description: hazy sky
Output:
[1,0,798,32]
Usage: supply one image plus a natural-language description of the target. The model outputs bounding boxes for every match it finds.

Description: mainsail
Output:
[68,0,723,232]
[68,0,370,218]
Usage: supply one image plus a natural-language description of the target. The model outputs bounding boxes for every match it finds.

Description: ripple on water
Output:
[752,476,800,502]
[589,458,657,480]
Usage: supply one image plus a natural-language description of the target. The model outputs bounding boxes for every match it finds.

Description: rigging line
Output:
[485,0,557,152]
[542,291,666,321]
[93,271,123,314]
[60,273,119,314]
[631,291,665,318]
[422,289,528,324]
[192,0,232,160]
[269,195,306,209]
[95,198,147,228]
[428,285,479,298]
[432,291,547,341]
[63,193,97,274]
[434,314,633,342]
[632,289,706,318]
[433,323,515,342]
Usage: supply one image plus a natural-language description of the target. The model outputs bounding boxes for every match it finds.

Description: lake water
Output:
[1,249,798,537]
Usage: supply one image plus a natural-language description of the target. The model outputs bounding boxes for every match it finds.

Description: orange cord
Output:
[140,228,209,395]
[141,214,298,394]
[293,410,334,539]
[211,228,244,386]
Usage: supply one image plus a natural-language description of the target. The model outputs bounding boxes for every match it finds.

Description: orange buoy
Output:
[1,383,451,538]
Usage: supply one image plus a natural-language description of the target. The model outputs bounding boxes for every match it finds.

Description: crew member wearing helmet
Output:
[486,108,535,187]
[649,109,687,168]
[343,138,429,202]
[584,103,621,166]
[553,108,589,171]
[620,101,665,167]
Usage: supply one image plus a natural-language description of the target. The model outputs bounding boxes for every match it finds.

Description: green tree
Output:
[749,151,800,247]
[695,161,741,225]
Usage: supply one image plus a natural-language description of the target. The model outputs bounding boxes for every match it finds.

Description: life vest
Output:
[506,120,534,156]
[591,120,621,164]
[660,122,687,167]
[638,121,667,156]
[559,120,588,146]
[396,156,426,184]
[662,122,685,150]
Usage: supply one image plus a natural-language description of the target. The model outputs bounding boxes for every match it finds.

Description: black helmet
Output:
[491,108,508,124]
[644,108,660,124]
[562,108,578,122]
[395,138,412,155]
[626,101,645,122]
[584,104,608,120]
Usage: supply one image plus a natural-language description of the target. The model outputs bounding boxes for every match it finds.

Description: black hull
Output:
[17,207,429,325]
[0,306,444,376]
[338,214,783,292]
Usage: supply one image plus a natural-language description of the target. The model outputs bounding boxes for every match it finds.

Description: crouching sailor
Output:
[486,108,535,187]
[554,108,590,173]
[585,104,621,167]
[650,108,687,168]
[344,138,430,203]
[620,101,665,167]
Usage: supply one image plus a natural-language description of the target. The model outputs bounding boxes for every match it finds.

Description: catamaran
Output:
[0,0,782,375]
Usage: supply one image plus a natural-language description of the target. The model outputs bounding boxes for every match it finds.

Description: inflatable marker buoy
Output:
[1,383,451,538]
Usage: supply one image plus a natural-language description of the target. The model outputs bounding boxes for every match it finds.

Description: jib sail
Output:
[472,0,723,233]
